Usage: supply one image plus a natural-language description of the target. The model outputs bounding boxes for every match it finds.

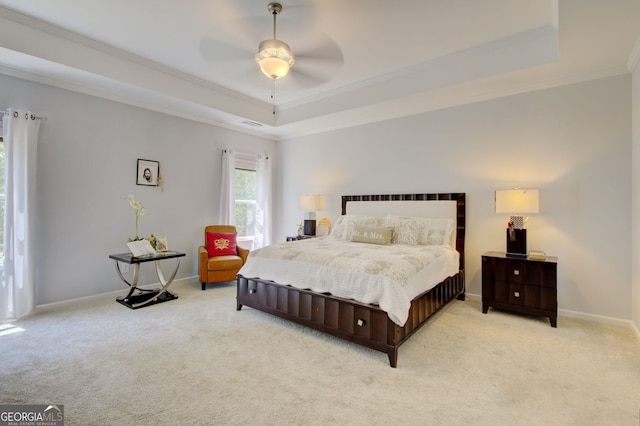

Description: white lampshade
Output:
[495,189,539,214]
[298,194,324,212]
[255,39,294,79]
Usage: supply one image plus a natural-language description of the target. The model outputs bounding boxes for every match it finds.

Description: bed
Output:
[236,193,465,367]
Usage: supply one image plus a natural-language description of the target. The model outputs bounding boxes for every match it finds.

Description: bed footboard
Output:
[237,271,464,367]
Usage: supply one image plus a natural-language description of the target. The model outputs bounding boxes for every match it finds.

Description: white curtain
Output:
[254,155,272,248]
[219,149,236,225]
[1,109,41,320]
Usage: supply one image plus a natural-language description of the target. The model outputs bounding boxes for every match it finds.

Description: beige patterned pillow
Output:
[427,218,454,246]
[331,215,384,240]
[383,215,431,244]
[350,225,394,245]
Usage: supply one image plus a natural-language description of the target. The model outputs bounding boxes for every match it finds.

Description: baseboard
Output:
[558,308,634,329]
[631,321,640,344]
[33,285,640,347]
[465,292,638,335]
[35,275,200,313]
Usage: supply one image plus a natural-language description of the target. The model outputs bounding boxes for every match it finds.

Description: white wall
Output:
[1,71,633,322]
[632,61,640,333]
[1,74,275,305]
[277,75,632,321]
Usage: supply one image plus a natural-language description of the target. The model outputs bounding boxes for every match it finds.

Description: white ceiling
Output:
[0,0,638,140]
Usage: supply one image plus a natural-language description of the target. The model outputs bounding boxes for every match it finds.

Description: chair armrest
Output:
[198,245,208,280]
[237,246,250,264]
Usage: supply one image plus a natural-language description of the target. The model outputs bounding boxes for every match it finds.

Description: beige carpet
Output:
[1,280,639,426]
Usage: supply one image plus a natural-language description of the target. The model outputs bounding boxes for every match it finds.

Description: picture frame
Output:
[136,159,159,186]
[155,236,168,252]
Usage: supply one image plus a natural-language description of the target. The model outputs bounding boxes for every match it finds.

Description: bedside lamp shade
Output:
[495,189,539,216]
[298,194,324,235]
[495,189,539,257]
[298,194,324,212]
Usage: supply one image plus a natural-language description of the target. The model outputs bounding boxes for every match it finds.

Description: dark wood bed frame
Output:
[237,193,466,367]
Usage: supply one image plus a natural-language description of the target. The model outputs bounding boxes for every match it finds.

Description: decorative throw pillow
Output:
[330,215,347,238]
[206,232,237,257]
[426,218,454,246]
[330,215,384,240]
[383,215,431,244]
[426,229,447,246]
[350,225,394,245]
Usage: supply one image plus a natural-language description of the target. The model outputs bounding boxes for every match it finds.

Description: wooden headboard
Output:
[341,193,466,270]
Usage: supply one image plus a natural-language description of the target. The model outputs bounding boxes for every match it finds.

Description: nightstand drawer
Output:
[523,285,557,311]
[495,259,527,284]
[493,280,510,304]
[509,283,524,305]
[524,262,557,287]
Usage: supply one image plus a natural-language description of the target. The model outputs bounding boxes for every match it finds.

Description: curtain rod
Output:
[1,110,47,120]
[220,148,270,159]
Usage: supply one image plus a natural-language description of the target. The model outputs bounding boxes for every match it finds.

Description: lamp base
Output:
[506,228,527,257]
[303,219,316,236]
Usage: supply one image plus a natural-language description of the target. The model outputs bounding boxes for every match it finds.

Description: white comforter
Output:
[238,236,460,326]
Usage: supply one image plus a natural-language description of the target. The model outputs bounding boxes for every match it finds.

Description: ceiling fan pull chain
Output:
[271,79,276,115]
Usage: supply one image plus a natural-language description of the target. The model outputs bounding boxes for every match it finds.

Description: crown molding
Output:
[0,5,265,109]
[279,25,558,114]
[275,66,631,141]
[0,63,279,141]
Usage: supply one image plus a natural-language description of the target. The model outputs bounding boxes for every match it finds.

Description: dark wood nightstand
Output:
[286,235,314,241]
[482,251,558,327]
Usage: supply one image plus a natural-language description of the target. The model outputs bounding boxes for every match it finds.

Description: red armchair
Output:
[198,225,249,290]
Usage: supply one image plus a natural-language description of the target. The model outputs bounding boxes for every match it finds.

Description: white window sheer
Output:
[219,150,272,249]
[1,109,41,320]
[219,149,236,225]
[254,155,272,248]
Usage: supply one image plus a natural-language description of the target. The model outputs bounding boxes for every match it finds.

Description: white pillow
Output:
[383,215,454,246]
[383,215,431,245]
[330,215,384,240]
[427,218,454,246]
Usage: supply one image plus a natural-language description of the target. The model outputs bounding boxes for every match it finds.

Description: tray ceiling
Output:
[0,0,638,140]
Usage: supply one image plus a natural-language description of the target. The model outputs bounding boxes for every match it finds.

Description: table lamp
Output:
[495,189,539,257]
[298,194,324,236]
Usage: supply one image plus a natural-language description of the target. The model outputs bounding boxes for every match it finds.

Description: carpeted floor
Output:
[1,280,639,426]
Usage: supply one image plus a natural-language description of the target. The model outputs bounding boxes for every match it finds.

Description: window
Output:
[234,156,257,250]
[0,138,4,260]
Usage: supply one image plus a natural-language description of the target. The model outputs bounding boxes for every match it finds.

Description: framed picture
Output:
[156,236,168,252]
[136,159,159,186]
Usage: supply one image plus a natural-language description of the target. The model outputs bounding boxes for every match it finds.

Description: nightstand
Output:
[482,251,558,327]
[286,235,314,241]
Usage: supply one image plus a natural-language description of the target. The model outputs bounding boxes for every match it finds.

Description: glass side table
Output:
[109,251,185,309]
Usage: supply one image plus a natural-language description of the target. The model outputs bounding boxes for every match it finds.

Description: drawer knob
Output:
[249,289,256,294]
[357,319,366,327]
[514,291,520,298]
[513,270,520,276]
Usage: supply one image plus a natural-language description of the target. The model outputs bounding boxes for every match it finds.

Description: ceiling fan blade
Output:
[226,16,273,45]
[199,37,254,63]
[272,34,343,89]
[293,34,344,69]
[281,66,332,90]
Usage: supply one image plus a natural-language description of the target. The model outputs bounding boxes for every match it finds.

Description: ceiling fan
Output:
[199,2,344,101]
[255,3,294,80]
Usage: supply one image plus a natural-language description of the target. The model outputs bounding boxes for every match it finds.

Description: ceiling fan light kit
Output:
[256,39,294,79]
[255,2,295,80]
